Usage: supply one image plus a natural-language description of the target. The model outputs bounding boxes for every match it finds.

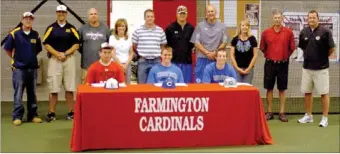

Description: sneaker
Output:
[32,117,42,123]
[67,111,74,120]
[265,112,274,120]
[278,113,288,122]
[46,112,56,122]
[319,116,328,127]
[298,113,313,123]
[13,119,22,126]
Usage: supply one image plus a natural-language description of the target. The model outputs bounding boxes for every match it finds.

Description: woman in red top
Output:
[85,42,125,85]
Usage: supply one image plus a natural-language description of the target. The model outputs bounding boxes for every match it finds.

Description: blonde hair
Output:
[112,18,129,40]
[161,45,173,54]
[235,19,252,37]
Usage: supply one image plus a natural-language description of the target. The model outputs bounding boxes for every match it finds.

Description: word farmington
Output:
[135,97,209,113]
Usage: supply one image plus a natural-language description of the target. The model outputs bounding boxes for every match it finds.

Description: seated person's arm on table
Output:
[146,67,157,84]
[85,65,95,85]
[178,69,184,83]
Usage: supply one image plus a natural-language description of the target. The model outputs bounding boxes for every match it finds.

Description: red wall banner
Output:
[153,0,197,29]
[153,0,197,82]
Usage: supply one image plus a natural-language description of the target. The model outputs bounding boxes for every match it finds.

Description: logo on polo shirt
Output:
[304,37,308,40]
[196,78,201,83]
[65,29,71,33]
[315,36,320,40]
[174,31,178,34]
[30,39,36,43]
[86,32,104,41]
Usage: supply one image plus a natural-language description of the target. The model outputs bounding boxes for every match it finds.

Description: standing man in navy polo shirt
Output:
[297,10,335,127]
[3,12,43,126]
[260,10,295,122]
[165,5,195,83]
[43,5,80,122]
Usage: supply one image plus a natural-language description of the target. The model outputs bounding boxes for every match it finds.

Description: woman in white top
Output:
[109,18,134,84]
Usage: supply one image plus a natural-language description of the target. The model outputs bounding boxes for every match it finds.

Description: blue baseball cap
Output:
[162,77,176,89]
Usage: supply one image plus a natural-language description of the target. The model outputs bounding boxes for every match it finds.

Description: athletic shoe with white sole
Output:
[67,111,74,120]
[298,113,313,123]
[319,116,328,127]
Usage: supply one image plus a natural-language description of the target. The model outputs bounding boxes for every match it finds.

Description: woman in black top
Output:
[230,20,258,84]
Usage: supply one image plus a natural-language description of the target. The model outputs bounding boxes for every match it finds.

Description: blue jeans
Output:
[12,69,38,121]
[137,58,161,84]
[123,63,132,84]
[174,63,192,83]
[194,58,214,83]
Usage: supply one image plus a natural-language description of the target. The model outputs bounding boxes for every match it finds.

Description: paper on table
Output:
[218,82,253,87]
[236,82,253,86]
[175,83,188,86]
[119,83,127,87]
[91,83,105,88]
[154,83,188,87]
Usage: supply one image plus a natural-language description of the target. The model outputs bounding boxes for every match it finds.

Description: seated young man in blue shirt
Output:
[202,49,237,83]
[147,45,184,83]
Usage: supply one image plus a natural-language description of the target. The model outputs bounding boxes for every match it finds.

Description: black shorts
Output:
[263,59,289,90]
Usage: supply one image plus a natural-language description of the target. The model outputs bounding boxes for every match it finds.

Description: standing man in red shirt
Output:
[260,10,295,122]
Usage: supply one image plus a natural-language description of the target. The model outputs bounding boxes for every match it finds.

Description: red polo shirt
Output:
[260,26,295,61]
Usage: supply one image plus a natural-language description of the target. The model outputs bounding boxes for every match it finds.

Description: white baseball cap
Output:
[56,5,67,12]
[177,5,188,14]
[22,12,34,19]
[101,42,113,49]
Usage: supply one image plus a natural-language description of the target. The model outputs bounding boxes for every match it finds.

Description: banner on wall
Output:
[283,12,339,62]
[110,1,153,38]
[245,4,259,26]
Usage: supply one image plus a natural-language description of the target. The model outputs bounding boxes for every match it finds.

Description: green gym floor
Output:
[1,101,339,153]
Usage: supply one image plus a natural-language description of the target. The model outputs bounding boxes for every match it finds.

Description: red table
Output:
[71,84,273,152]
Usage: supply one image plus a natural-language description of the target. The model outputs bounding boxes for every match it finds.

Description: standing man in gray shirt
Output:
[190,4,229,83]
[78,8,111,84]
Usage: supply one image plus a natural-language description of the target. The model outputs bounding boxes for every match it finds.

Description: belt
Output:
[266,59,288,64]
[140,57,159,60]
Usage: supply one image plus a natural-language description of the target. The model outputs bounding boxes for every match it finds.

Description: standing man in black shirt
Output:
[165,5,195,83]
[297,10,335,127]
[43,5,80,122]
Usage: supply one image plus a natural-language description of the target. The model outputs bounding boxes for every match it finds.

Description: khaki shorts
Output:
[47,55,76,93]
[81,69,88,84]
[301,68,329,95]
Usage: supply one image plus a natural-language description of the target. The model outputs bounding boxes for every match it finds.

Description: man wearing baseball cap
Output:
[85,42,125,85]
[165,5,195,83]
[3,12,42,126]
[43,4,80,122]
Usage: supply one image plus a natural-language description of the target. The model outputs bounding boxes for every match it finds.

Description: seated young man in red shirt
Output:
[85,42,125,85]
